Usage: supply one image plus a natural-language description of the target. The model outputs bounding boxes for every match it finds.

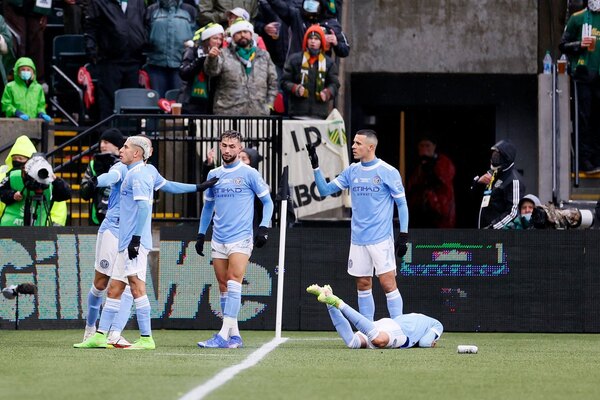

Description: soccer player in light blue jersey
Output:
[307,129,409,321]
[76,135,217,349]
[307,284,443,349]
[195,130,274,349]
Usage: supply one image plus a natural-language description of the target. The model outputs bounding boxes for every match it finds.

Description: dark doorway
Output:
[350,72,537,228]
[357,105,495,228]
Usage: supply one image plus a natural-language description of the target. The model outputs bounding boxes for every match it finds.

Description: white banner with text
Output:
[282,110,351,218]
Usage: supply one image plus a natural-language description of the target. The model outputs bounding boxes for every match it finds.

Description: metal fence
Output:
[46,114,283,226]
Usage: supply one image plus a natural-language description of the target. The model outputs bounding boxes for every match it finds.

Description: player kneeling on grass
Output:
[307,284,443,349]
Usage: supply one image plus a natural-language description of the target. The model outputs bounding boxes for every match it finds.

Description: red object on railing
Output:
[157,98,174,113]
[77,66,95,109]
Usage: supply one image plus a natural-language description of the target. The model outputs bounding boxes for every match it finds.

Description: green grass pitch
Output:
[0,330,598,400]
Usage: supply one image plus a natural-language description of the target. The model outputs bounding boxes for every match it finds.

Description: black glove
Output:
[197,177,219,192]
[128,235,141,260]
[254,226,269,248]
[90,175,98,191]
[532,207,547,229]
[94,153,119,175]
[395,233,408,258]
[195,233,206,256]
[306,143,319,169]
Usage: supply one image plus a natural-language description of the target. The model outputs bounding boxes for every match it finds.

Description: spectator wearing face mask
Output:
[503,194,541,230]
[281,24,339,119]
[1,57,51,121]
[473,140,526,229]
[267,0,349,59]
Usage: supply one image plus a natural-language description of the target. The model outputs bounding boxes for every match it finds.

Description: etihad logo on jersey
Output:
[214,187,243,194]
[219,177,245,185]
[351,176,382,193]
[353,176,382,184]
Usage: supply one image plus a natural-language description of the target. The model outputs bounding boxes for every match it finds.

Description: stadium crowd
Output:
[0,0,349,120]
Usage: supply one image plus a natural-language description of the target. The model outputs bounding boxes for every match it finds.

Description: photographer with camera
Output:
[0,145,71,226]
[80,128,124,225]
[503,194,541,230]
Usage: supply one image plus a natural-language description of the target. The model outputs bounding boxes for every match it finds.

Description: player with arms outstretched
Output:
[307,129,409,321]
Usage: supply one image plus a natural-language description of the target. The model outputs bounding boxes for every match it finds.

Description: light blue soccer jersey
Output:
[146,163,167,192]
[98,162,129,236]
[333,159,405,245]
[118,161,155,251]
[98,162,166,237]
[394,313,443,348]
[204,160,270,244]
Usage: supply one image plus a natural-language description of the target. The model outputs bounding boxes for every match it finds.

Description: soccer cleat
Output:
[317,285,341,308]
[74,332,108,349]
[197,334,229,349]
[125,336,155,350]
[107,331,132,348]
[306,284,323,297]
[228,335,244,348]
[83,325,96,341]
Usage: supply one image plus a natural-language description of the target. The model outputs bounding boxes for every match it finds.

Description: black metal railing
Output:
[46,114,283,226]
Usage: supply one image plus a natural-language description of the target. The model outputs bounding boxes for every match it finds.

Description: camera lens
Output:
[37,168,49,179]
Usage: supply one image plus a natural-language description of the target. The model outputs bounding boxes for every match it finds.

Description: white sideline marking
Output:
[179,337,288,400]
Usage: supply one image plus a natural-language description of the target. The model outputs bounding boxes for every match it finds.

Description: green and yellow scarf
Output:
[300,51,327,100]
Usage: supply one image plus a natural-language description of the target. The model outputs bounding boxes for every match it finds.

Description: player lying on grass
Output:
[307,284,443,349]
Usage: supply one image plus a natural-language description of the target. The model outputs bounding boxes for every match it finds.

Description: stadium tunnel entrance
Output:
[350,73,538,228]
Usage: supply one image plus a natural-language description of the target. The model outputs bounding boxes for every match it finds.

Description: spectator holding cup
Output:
[560,0,600,173]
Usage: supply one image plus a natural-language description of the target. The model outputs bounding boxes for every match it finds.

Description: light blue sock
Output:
[357,289,375,321]
[86,285,105,327]
[110,285,133,333]
[220,292,228,314]
[223,281,241,319]
[327,305,355,346]
[339,303,379,341]
[134,295,152,336]
[98,298,120,333]
[386,289,403,319]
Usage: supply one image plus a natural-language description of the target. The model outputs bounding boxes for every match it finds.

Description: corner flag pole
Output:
[275,166,291,339]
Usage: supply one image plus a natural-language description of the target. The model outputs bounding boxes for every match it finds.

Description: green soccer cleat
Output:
[73,332,108,349]
[306,284,323,297]
[125,336,156,350]
[317,285,341,308]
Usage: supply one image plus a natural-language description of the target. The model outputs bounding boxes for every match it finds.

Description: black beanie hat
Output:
[99,128,125,149]
[242,147,262,169]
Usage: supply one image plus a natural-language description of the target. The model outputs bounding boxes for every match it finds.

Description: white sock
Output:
[217,316,236,340]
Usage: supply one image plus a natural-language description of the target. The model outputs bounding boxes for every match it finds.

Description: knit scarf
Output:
[301,51,326,100]
[235,46,256,75]
[191,70,208,99]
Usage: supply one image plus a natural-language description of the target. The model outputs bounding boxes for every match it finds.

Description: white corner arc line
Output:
[179,337,288,400]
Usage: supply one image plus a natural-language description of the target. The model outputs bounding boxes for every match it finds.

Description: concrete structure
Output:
[336,0,581,226]
[345,0,537,74]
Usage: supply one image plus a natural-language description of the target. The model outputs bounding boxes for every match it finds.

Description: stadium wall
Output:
[1,227,599,333]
